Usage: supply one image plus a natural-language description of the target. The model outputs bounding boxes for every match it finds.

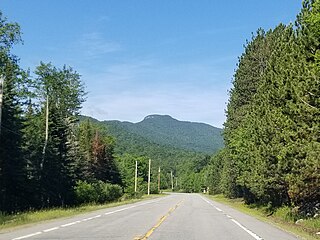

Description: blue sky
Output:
[1,1,301,127]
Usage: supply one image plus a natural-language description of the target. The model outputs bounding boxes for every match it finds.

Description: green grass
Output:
[0,194,164,232]
[205,194,320,240]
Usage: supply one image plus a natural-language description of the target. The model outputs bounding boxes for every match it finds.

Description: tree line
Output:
[0,11,158,213]
[206,0,319,216]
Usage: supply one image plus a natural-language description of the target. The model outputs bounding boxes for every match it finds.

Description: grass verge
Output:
[0,194,164,232]
[205,194,320,240]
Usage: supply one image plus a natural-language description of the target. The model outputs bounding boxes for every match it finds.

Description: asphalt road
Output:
[0,193,300,240]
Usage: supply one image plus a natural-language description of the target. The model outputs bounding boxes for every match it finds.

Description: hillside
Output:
[102,114,223,153]
[80,115,224,191]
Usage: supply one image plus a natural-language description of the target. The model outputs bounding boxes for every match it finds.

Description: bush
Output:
[74,180,98,204]
[150,182,159,194]
[74,180,123,204]
[95,181,123,203]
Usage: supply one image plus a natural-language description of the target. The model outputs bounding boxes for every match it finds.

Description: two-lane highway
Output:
[0,193,300,240]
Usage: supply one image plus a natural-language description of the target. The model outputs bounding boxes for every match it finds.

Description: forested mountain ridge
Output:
[100,114,223,154]
[80,115,222,192]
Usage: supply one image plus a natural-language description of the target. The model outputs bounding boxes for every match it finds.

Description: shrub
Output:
[74,180,123,204]
[150,182,159,194]
[74,180,98,204]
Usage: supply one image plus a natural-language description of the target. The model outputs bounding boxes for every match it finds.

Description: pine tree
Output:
[32,62,86,207]
[0,11,29,212]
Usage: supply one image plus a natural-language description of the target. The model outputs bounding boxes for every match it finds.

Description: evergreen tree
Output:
[32,62,85,207]
[0,11,28,212]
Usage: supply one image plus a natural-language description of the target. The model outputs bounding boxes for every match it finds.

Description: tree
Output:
[0,11,29,212]
[30,62,85,207]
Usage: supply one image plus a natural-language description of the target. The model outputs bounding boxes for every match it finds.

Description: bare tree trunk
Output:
[41,94,49,169]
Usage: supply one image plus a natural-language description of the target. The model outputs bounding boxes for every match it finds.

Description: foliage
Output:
[207,0,320,217]
[129,114,223,153]
[100,114,223,154]
[0,10,125,213]
[74,180,122,204]
[0,10,28,212]
[81,115,219,192]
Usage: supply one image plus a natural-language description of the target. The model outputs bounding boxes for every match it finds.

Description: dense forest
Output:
[107,114,223,153]
[0,11,130,213]
[81,115,221,193]
[206,0,320,216]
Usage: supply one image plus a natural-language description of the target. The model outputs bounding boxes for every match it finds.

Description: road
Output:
[0,193,300,240]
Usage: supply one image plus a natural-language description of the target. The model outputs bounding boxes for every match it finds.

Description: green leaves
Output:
[209,0,320,215]
[0,11,21,51]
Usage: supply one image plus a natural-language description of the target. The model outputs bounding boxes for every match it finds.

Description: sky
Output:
[1,1,302,127]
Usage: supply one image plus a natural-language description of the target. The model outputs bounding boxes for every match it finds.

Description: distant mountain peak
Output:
[143,114,175,121]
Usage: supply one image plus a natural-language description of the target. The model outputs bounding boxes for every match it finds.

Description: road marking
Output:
[215,206,223,212]
[102,197,164,216]
[231,219,264,240]
[10,196,168,240]
[61,221,78,227]
[199,195,264,240]
[12,232,42,240]
[199,195,223,212]
[43,227,59,232]
[135,199,184,240]
[105,206,135,215]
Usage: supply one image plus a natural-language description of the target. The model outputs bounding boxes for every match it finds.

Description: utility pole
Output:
[176,177,178,189]
[171,171,174,191]
[134,160,138,193]
[0,75,4,135]
[147,159,151,195]
[158,166,161,193]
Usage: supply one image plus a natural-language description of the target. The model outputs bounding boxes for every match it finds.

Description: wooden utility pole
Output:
[158,166,161,193]
[134,160,138,193]
[0,76,4,135]
[147,159,151,195]
[176,177,178,189]
[171,171,174,191]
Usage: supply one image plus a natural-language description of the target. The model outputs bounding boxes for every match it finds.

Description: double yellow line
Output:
[134,199,184,240]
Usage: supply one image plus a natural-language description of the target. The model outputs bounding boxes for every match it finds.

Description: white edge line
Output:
[12,232,42,240]
[231,219,263,240]
[11,196,168,240]
[61,222,77,227]
[43,227,59,232]
[215,207,223,212]
[199,195,224,213]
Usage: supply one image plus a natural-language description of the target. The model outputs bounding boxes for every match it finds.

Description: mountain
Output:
[102,114,224,154]
[80,115,224,187]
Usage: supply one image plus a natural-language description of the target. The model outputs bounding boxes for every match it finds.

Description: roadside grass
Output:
[0,194,164,232]
[205,194,320,240]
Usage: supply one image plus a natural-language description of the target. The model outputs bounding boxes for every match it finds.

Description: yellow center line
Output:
[134,199,184,240]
